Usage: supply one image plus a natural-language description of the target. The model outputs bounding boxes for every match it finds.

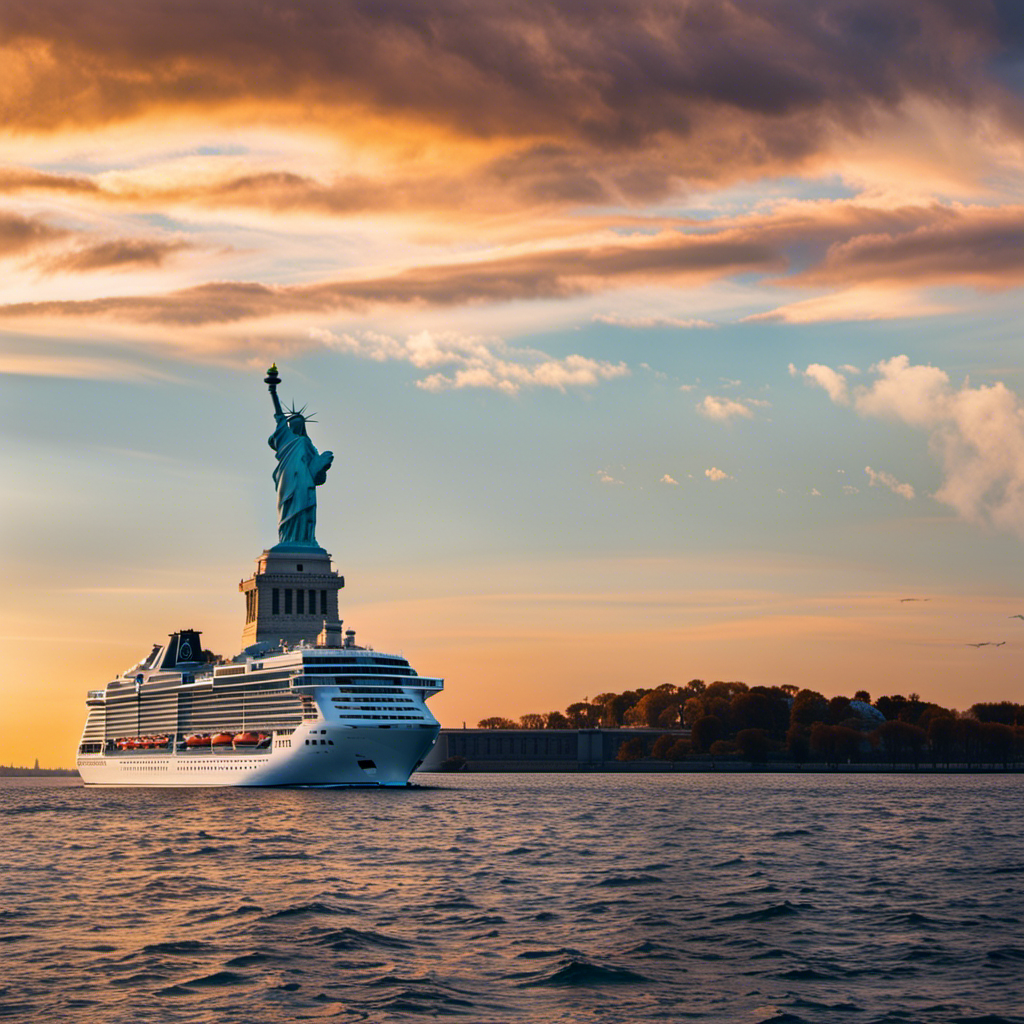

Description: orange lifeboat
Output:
[232,731,261,747]
[116,738,131,750]
[126,738,143,749]
[151,735,170,748]
[185,733,211,748]
[210,732,234,747]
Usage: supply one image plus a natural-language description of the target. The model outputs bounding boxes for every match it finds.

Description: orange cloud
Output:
[797,206,1024,288]
[39,237,193,273]
[0,228,782,326]
[0,211,67,255]
[0,0,1017,195]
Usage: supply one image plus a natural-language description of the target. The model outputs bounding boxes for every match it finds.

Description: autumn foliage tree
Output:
[474,679,1021,769]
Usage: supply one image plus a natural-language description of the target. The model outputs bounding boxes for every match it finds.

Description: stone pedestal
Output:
[239,543,345,648]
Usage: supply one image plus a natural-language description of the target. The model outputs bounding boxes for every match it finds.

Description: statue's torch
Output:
[265,363,284,417]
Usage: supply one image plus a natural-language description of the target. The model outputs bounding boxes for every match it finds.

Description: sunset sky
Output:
[4,1,1024,766]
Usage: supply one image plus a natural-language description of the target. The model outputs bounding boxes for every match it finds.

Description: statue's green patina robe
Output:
[269,413,333,546]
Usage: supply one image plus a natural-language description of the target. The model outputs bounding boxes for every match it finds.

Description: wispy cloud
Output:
[865,465,915,500]
[39,238,193,274]
[0,212,68,256]
[311,327,628,395]
[705,467,732,482]
[593,312,714,329]
[660,474,679,485]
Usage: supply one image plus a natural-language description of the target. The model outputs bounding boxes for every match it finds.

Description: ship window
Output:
[297,564,303,572]
[297,590,305,615]
[304,739,309,745]
[273,588,280,615]
[328,740,334,745]
[285,589,293,614]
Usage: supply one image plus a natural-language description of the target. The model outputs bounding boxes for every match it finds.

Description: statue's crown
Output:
[286,402,316,424]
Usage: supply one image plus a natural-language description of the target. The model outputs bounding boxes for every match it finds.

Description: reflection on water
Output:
[1,774,1023,1023]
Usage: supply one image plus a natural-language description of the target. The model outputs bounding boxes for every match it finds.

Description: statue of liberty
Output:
[264,364,334,547]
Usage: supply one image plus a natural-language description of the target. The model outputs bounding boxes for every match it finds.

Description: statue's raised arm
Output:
[265,362,285,419]
[263,364,333,548]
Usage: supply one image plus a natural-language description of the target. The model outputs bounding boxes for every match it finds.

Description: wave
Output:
[139,940,211,956]
[986,947,1024,961]
[175,970,248,989]
[514,958,649,987]
[720,901,801,922]
[596,874,663,887]
[777,967,843,980]
[260,899,350,920]
[314,927,411,951]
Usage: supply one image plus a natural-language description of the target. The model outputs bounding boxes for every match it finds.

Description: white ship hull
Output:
[78,722,439,787]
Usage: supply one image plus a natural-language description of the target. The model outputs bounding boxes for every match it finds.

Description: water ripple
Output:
[1,774,1022,1023]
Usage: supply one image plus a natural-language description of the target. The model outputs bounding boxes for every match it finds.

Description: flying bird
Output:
[900,597,930,602]
[966,641,1006,647]
[1009,615,1024,620]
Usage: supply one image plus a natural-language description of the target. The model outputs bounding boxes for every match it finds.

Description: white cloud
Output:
[842,484,860,494]
[720,378,742,389]
[790,361,849,405]
[698,395,754,421]
[594,313,714,329]
[849,355,1024,531]
[705,467,731,482]
[810,488,822,497]
[865,466,915,500]
[798,355,1024,528]
[598,470,623,485]
[310,327,629,395]
[660,474,679,485]
[854,355,949,427]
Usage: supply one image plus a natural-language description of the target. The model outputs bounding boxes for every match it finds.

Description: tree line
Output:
[477,683,1024,767]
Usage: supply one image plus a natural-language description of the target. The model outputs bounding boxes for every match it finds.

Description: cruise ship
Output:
[75,365,443,786]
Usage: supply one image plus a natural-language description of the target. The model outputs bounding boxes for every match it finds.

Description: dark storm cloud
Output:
[0,1,1017,185]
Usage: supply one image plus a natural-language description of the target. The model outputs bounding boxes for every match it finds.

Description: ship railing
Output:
[87,690,105,699]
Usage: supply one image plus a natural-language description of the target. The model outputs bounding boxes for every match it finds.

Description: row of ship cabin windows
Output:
[245,588,330,622]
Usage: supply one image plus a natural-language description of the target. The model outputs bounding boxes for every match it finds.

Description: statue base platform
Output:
[239,544,344,648]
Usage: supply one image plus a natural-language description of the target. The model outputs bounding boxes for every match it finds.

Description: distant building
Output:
[420,727,691,771]
[33,758,39,770]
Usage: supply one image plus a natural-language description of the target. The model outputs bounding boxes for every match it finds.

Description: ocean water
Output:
[1,774,1022,1024]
